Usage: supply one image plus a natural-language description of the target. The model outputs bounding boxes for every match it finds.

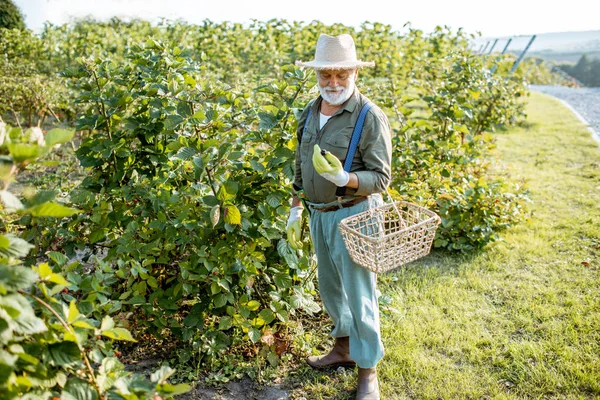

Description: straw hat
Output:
[295,33,375,70]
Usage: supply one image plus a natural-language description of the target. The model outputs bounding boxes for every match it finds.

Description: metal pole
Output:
[490,38,514,73]
[500,38,512,54]
[481,41,490,54]
[477,44,484,53]
[510,35,537,74]
[487,39,499,54]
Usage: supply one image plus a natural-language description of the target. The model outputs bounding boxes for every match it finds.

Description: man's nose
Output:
[330,76,339,87]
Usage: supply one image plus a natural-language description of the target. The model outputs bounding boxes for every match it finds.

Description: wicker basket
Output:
[339,200,441,274]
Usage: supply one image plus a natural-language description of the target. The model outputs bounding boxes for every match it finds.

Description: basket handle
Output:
[384,187,402,218]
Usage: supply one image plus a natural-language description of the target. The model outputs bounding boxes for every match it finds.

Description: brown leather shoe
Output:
[306,336,356,369]
[356,367,379,400]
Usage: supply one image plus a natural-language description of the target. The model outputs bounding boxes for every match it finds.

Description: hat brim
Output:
[295,60,375,70]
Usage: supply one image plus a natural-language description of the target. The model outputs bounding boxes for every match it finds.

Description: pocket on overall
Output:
[322,127,353,163]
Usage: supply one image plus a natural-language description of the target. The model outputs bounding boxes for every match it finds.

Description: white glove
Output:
[320,170,350,187]
[286,206,304,250]
[312,144,350,187]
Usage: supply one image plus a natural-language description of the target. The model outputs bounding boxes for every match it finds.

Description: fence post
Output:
[490,38,513,73]
[510,35,537,74]
[487,39,499,54]
[480,41,490,54]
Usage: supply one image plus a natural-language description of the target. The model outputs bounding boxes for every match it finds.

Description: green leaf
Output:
[72,320,95,329]
[13,313,47,335]
[47,251,69,265]
[88,228,105,244]
[48,272,69,286]
[100,315,115,331]
[24,202,81,218]
[248,328,261,343]
[62,377,99,400]
[182,313,200,328]
[258,112,278,131]
[213,293,227,308]
[266,192,284,209]
[189,110,205,125]
[156,382,192,396]
[68,300,80,323]
[224,205,241,225]
[45,128,75,147]
[210,205,220,227]
[89,229,106,244]
[217,180,239,201]
[7,142,45,163]
[0,235,8,249]
[102,327,136,342]
[0,235,33,259]
[0,265,37,291]
[38,262,52,279]
[151,365,175,384]
[274,273,293,289]
[172,146,198,161]
[218,316,232,330]
[246,300,260,311]
[163,114,185,130]
[46,341,81,366]
[259,309,275,325]
[0,190,24,212]
[38,160,62,166]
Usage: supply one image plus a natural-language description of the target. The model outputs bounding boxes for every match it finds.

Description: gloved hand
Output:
[312,144,349,187]
[286,206,304,250]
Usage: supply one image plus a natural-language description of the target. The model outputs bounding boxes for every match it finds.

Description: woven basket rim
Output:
[338,200,441,244]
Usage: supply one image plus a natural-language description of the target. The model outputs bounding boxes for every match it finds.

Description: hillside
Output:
[473,30,600,63]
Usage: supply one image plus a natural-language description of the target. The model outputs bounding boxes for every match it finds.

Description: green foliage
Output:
[559,54,600,87]
[0,28,75,127]
[0,0,25,30]
[0,124,189,399]
[57,41,320,369]
[517,57,580,87]
[369,27,532,251]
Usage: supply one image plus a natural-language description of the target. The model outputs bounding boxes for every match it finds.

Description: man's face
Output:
[316,69,357,106]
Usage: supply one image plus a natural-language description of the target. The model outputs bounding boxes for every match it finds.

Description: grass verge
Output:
[284,91,600,399]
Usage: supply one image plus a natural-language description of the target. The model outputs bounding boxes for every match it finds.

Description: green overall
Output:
[293,89,392,368]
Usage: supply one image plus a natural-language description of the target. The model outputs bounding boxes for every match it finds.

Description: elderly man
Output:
[286,33,392,400]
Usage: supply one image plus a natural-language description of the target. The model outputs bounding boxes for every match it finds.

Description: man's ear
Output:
[354,69,359,81]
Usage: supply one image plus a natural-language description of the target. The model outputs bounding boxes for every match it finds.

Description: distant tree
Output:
[558,54,600,87]
[572,54,591,83]
[0,0,26,30]
[589,58,600,87]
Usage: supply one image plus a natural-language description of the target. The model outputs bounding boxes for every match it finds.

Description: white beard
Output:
[319,81,355,106]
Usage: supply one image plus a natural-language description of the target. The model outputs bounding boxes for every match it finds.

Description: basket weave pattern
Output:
[339,201,441,274]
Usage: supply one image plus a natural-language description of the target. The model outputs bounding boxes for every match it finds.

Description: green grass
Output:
[283,91,600,399]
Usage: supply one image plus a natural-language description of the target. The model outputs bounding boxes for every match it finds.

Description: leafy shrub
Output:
[0,28,75,126]
[0,123,189,398]
[56,41,321,369]
[369,28,532,251]
[0,0,25,30]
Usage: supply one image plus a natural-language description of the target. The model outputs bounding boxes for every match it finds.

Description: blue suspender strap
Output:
[302,109,312,138]
[335,102,374,197]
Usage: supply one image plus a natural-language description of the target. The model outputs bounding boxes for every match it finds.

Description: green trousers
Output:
[308,194,384,368]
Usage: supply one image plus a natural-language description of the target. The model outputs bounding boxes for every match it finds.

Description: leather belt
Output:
[309,196,369,213]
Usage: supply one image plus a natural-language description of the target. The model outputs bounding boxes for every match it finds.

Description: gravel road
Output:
[529,85,600,142]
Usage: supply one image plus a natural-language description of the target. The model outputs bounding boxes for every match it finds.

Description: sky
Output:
[13,0,600,38]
